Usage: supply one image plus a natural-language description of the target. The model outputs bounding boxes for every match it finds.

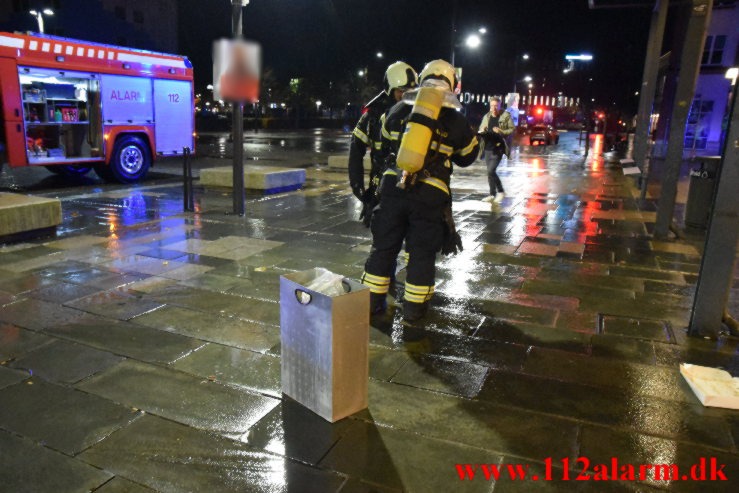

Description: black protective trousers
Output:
[364,179,446,300]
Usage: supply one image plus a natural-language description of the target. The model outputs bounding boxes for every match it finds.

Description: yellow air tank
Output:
[396,86,444,174]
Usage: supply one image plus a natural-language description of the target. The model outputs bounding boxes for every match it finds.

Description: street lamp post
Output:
[231,0,249,216]
[29,9,53,33]
[513,53,529,94]
[564,54,593,156]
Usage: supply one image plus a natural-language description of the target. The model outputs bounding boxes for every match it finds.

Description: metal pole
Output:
[183,147,192,212]
[688,82,739,337]
[636,0,669,201]
[231,1,245,216]
[450,0,457,65]
[653,0,712,238]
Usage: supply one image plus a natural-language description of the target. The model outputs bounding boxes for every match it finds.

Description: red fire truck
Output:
[0,32,194,183]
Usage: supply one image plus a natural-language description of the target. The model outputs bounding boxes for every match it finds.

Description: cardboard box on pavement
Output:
[280,268,369,422]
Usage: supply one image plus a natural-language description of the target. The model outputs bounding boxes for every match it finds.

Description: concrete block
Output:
[0,193,62,239]
[327,154,369,168]
[200,165,305,194]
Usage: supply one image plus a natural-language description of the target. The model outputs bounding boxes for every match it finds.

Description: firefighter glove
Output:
[441,204,463,256]
[351,183,365,200]
[359,186,378,228]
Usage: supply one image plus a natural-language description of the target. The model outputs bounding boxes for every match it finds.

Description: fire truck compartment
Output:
[20,67,102,165]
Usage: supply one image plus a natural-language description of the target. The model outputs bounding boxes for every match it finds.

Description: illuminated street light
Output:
[522,53,530,60]
[376,51,383,59]
[523,76,532,83]
[465,34,481,49]
[726,67,738,85]
[450,26,486,66]
[565,53,593,61]
[29,8,53,33]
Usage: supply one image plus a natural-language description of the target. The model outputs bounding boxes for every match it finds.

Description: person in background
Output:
[478,96,514,203]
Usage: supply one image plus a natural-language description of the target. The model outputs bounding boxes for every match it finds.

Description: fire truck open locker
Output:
[0,32,194,183]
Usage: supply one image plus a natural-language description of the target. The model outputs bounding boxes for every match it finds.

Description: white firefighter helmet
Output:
[383,61,418,95]
[419,59,456,91]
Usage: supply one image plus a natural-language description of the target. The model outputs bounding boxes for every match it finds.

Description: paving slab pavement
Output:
[0,131,738,492]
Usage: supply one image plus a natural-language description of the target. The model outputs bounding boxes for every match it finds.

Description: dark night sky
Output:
[178,0,654,111]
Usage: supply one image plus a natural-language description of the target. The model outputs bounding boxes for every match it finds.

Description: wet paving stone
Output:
[78,359,279,435]
[363,380,580,462]
[101,255,189,276]
[173,343,281,398]
[0,429,112,492]
[244,397,355,465]
[320,419,500,493]
[0,289,16,306]
[337,478,402,493]
[608,265,687,284]
[644,280,696,297]
[10,339,124,384]
[0,323,55,361]
[578,425,739,492]
[26,281,102,303]
[0,378,140,455]
[58,266,149,290]
[146,284,281,324]
[473,318,592,354]
[522,347,694,404]
[43,314,204,365]
[0,298,87,331]
[64,289,165,321]
[79,414,346,493]
[390,353,489,399]
[536,268,645,292]
[0,365,29,389]
[653,339,739,371]
[132,305,280,353]
[479,369,734,450]
[135,248,190,261]
[590,334,657,364]
[0,272,58,295]
[94,476,156,493]
[367,346,412,382]
[521,279,635,300]
[475,298,559,327]
[600,315,674,343]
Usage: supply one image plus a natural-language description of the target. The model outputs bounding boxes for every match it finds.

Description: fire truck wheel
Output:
[45,165,92,177]
[107,136,151,183]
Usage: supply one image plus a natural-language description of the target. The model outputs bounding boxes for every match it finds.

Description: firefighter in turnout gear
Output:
[361,59,480,321]
[348,61,418,227]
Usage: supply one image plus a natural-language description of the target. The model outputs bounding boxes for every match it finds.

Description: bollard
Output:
[182,147,194,212]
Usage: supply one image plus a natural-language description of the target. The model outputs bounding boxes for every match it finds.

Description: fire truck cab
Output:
[0,32,194,183]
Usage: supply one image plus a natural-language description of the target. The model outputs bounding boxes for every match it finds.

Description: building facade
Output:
[689,1,738,154]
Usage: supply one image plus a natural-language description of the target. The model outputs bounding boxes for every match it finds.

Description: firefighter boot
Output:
[370,293,387,315]
[403,300,428,322]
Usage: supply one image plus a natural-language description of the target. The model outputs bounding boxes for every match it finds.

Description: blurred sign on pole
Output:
[212,39,261,103]
[454,67,463,94]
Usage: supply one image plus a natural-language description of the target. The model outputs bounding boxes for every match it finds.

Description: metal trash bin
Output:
[684,158,720,229]
[280,268,369,422]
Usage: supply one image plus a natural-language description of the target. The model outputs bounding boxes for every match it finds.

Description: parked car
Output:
[529,124,559,145]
